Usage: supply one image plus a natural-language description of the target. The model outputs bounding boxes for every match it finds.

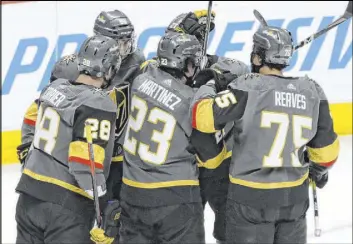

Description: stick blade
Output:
[253,9,268,27]
[345,1,352,16]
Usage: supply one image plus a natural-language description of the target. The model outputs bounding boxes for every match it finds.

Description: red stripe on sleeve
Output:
[68,156,104,170]
[319,157,338,168]
[24,118,36,126]
[192,101,200,129]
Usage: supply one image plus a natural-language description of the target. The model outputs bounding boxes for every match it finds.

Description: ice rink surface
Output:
[2,136,352,243]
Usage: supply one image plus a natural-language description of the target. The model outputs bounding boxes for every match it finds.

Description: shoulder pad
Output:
[305,76,327,101]
[228,73,262,91]
[131,48,146,64]
[211,57,249,77]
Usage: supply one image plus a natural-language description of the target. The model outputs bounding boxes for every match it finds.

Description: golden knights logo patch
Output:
[109,83,130,138]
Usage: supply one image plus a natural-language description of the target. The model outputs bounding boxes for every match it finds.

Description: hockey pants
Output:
[225,198,309,244]
[119,201,205,244]
[16,193,94,244]
[199,158,230,242]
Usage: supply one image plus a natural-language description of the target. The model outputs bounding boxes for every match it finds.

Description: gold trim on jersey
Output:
[197,145,227,169]
[198,150,232,168]
[112,156,123,162]
[23,168,93,199]
[307,137,340,165]
[225,150,232,159]
[140,59,157,70]
[24,101,38,125]
[192,99,216,133]
[123,177,199,189]
[229,171,309,189]
[68,141,105,168]
[108,89,118,106]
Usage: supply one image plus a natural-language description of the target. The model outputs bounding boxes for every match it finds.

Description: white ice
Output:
[2,136,352,243]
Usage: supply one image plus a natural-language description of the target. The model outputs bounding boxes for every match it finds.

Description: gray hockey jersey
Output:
[192,73,339,207]
[20,49,145,163]
[121,64,201,207]
[191,57,249,170]
[16,79,117,213]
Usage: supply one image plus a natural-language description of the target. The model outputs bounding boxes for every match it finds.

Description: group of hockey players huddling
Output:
[15,7,340,244]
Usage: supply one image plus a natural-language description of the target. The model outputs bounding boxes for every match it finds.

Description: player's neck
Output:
[76,74,104,88]
[260,66,284,77]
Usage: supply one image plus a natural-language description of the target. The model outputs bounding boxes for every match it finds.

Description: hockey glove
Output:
[309,162,329,189]
[90,228,114,244]
[16,142,32,165]
[175,10,216,41]
[193,68,238,92]
[90,199,121,244]
[102,200,121,238]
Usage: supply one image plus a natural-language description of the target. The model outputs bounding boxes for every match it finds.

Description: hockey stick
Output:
[294,1,352,50]
[311,181,321,237]
[253,9,268,27]
[85,121,102,228]
[202,1,213,57]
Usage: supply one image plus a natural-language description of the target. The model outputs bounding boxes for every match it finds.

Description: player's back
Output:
[122,65,200,207]
[228,73,322,207]
[17,78,117,212]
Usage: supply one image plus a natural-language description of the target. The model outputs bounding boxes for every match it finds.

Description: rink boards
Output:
[1,1,352,164]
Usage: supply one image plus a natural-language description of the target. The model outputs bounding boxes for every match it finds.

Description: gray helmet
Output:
[77,35,122,83]
[157,32,202,72]
[50,54,80,83]
[252,26,294,66]
[93,10,136,56]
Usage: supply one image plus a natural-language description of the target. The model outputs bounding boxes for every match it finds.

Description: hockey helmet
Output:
[157,32,202,73]
[252,26,294,66]
[93,10,136,57]
[77,35,122,84]
[50,54,80,83]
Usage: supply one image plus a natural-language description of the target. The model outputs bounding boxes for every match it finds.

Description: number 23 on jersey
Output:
[124,95,177,165]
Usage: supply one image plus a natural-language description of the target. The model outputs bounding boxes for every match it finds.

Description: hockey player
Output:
[17,54,80,166]
[165,10,249,243]
[93,9,146,88]
[93,9,145,205]
[17,8,145,197]
[15,35,120,243]
[119,33,205,244]
[191,26,340,243]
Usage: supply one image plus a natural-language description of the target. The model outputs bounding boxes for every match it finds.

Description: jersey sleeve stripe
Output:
[23,118,36,126]
[307,137,340,166]
[68,141,105,169]
[192,99,216,133]
[24,102,38,125]
[196,145,227,169]
[68,156,104,170]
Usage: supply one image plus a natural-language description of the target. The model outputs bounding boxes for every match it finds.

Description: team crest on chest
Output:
[112,83,130,138]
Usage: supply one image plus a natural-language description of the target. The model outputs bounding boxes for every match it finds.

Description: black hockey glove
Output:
[16,142,32,165]
[171,10,215,41]
[193,68,238,92]
[90,200,121,244]
[309,162,329,189]
[303,150,329,189]
[102,199,121,238]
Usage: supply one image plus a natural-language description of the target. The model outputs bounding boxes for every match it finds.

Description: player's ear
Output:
[252,53,262,66]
